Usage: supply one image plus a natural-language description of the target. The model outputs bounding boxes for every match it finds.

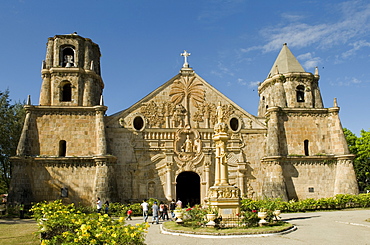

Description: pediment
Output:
[106,67,265,131]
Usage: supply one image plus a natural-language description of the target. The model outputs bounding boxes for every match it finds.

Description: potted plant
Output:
[174,207,184,223]
[205,206,218,227]
[258,208,268,226]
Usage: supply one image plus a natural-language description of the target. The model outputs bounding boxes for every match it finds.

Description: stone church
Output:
[9,34,358,207]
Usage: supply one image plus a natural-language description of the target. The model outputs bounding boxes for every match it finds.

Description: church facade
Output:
[9,34,358,206]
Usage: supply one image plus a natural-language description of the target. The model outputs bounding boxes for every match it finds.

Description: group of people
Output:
[141,199,182,224]
[96,197,109,214]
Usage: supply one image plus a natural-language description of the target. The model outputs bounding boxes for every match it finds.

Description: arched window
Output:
[59,140,67,157]
[61,46,75,67]
[304,140,309,156]
[61,82,72,101]
[296,85,305,102]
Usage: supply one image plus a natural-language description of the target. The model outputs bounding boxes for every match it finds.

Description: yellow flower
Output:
[112,233,117,238]
[118,217,125,223]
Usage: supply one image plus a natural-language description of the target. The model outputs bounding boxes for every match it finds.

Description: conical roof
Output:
[267,43,305,78]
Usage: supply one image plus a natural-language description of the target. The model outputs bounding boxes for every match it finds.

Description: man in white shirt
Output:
[141,199,149,222]
[96,197,102,213]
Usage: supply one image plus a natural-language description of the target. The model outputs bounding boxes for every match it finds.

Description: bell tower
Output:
[257,43,323,117]
[39,33,103,106]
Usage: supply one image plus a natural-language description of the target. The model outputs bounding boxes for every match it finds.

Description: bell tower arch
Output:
[39,33,104,107]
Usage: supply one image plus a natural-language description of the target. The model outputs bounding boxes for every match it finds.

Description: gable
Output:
[106,67,265,131]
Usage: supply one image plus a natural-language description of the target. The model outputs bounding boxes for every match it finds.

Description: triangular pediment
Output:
[106,67,265,131]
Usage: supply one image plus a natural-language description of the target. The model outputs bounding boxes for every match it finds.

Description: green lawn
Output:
[0,219,39,245]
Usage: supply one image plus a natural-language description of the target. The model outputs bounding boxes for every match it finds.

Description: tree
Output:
[0,90,25,193]
[343,128,370,192]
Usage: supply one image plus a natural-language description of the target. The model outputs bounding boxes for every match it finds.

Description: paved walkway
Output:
[126,209,370,245]
[1,209,369,244]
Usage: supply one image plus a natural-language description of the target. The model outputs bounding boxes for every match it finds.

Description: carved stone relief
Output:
[173,127,204,171]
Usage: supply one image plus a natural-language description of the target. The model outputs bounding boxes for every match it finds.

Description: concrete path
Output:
[126,209,370,245]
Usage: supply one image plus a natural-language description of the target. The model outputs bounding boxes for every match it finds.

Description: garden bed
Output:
[162,221,294,236]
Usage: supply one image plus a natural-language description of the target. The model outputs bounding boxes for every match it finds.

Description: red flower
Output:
[252,210,257,213]
[186,208,192,211]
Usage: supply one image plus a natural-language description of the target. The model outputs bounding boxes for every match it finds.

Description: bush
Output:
[240,193,370,213]
[31,200,148,245]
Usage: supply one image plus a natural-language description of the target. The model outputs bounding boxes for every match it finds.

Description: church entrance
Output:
[176,171,200,207]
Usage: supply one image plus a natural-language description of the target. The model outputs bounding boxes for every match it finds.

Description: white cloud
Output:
[341,40,370,59]
[248,81,260,87]
[237,78,247,86]
[246,1,370,54]
[332,76,365,86]
[297,52,321,70]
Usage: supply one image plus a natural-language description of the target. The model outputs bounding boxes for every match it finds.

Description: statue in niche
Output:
[148,182,155,198]
[171,104,186,128]
[181,135,193,153]
[216,102,223,124]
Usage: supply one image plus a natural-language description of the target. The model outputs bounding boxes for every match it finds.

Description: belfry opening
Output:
[176,171,200,207]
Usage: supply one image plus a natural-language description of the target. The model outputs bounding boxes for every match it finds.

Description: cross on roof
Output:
[181,50,191,68]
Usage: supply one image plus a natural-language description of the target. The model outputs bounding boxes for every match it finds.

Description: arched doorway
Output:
[176,171,200,207]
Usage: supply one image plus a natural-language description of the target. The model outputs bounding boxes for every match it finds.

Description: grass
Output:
[163,221,293,235]
[0,218,39,245]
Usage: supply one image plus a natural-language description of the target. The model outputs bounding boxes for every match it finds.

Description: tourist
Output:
[141,199,149,222]
[151,201,159,224]
[126,208,133,220]
[104,200,109,215]
[169,199,176,219]
[159,202,164,220]
[96,197,102,213]
[176,198,182,208]
[162,203,169,220]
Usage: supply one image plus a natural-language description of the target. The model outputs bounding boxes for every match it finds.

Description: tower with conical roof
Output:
[258,43,323,117]
[258,44,358,200]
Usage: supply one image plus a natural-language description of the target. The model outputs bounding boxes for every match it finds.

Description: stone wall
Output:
[27,108,98,156]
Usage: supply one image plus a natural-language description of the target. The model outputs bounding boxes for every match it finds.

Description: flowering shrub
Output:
[31,200,149,245]
[240,210,259,227]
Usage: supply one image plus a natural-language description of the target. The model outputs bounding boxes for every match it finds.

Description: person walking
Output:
[169,199,176,220]
[126,208,133,220]
[141,199,149,222]
[162,203,169,220]
[151,201,159,224]
[96,197,102,213]
[104,200,109,215]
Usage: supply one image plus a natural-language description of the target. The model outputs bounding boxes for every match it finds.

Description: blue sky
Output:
[0,0,369,136]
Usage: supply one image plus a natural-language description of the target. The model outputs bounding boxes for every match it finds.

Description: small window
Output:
[61,46,75,67]
[59,140,66,157]
[304,140,309,156]
[133,116,145,131]
[61,187,68,197]
[230,117,239,131]
[296,85,305,102]
[61,83,72,101]
[308,187,314,193]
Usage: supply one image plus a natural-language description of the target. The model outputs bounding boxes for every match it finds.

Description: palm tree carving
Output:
[169,75,205,126]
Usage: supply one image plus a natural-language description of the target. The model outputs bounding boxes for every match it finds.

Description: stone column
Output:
[39,71,51,106]
[95,106,107,156]
[334,156,359,195]
[262,158,288,201]
[93,158,111,203]
[266,107,280,156]
[328,107,350,155]
[16,105,33,156]
[165,162,173,201]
